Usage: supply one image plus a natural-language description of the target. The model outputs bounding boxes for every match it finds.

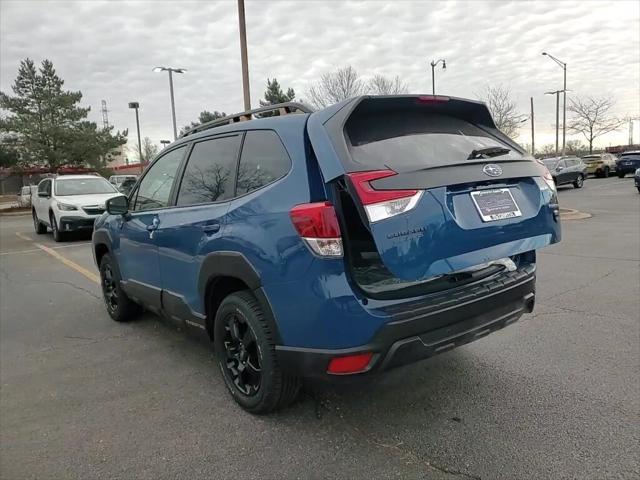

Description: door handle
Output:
[147,217,160,231]
[147,217,160,239]
[202,222,221,235]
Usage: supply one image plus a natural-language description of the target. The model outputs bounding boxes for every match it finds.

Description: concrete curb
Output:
[0,210,31,217]
[559,207,592,220]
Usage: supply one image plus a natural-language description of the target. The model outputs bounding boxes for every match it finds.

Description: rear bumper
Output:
[59,216,96,231]
[617,165,639,174]
[276,265,536,378]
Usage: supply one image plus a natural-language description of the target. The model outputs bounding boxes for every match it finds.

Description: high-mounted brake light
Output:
[416,95,450,104]
[347,170,423,223]
[290,202,343,257]
[327,352,374,375]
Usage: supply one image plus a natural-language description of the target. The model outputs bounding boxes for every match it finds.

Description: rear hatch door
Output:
[307,95,560,281]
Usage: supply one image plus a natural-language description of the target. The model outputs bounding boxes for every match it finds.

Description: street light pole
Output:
[168,69,177,140]
[153,66,186,141]
[237,0,251,110]
[429,59,446,95]
[530,97,535,156]
[542,52,567,155]
[544,91,561,156]
[128,102,143,173]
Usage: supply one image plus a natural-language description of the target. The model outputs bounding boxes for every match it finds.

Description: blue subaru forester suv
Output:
[93,95,561,413]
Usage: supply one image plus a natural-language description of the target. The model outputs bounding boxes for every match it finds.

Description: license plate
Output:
[470,188,522,222]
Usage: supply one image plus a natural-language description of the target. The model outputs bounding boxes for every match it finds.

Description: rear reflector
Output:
[347,170,423,223]
[327,352,374,375]
[290,202,343,257]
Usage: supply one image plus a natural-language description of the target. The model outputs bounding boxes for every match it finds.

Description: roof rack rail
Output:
[179,102,314,138]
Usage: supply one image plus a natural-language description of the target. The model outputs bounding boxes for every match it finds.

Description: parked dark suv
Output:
[616,151,640,178]
[542,156,587,188]
[93,96,561,413]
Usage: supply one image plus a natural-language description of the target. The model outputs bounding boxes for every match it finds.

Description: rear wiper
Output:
[467,146,511,160]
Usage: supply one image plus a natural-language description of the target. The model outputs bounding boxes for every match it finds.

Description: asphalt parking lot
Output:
[1,176,638,480]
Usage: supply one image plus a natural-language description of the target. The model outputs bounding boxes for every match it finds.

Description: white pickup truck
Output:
[32,175,124,242]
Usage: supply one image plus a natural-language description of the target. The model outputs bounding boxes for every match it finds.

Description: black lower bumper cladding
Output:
[59,216,95,231]
[276,265,536,378]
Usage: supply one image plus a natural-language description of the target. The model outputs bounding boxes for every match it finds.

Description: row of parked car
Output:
[16,174,138,208]
[540,151,640,189]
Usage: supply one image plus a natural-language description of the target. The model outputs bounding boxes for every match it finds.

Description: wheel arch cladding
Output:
[93,230,112,267]
[199,252,282,344]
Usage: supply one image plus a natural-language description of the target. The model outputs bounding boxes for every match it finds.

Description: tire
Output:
[618,172,626,178]
[32,210,46,234]
[602,167,610,178]
[49,212,65,242]
[99,253,141,322]
[637,187,640,194]
[573,175,584,189]
[214,291,301,414]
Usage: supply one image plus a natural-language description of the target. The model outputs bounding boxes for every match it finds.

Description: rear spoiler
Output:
[306,95,523,182]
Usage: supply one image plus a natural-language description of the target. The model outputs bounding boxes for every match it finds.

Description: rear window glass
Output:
[55,178,117,196]
[620,153,640,160]
[345,111,524,170]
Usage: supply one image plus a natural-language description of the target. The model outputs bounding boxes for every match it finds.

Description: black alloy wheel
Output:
[101,262,119,315]
[213,291,301,414]
[221,312,262,396]
[99,254,141,322]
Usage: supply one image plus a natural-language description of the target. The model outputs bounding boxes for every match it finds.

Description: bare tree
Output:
[306,66,366,109]
[367,75,409,95]
[479,85,522,138]
[140,137,159,163]
[567,96,624,153]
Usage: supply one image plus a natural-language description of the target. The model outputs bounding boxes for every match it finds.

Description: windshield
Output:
[542,159,559,168]
[55,178,117,196]
[345,111,525,171]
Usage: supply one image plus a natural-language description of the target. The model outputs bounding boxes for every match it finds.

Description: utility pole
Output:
[545,90,562,157]
[128,102,143,173]
[530,97,535,156]
[238,0,251,110]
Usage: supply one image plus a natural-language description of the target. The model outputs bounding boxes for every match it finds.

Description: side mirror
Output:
[556,166,564,172]
[106,195,129,215]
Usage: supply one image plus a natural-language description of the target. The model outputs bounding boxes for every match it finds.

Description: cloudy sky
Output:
[1,0,639,156]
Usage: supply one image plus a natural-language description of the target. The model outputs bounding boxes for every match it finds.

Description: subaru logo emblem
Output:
[483,164,503,177]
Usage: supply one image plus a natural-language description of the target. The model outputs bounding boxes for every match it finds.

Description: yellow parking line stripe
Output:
[14,232,100,284]
[15,232,33,242]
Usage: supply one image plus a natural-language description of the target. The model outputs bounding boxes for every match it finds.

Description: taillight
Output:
[537,161,557,192]
[347,170,423,223]
[327,352,374,375]
[289,202,343,257]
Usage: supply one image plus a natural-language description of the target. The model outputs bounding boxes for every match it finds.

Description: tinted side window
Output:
[37,180,50,195]
[133,146,186,211]
[236,130,291,196]
[177,135,241,206]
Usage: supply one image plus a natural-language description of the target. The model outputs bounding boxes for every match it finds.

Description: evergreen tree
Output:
[0,58,127,171]
[259,78,295,116]
[180,110,227,135]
